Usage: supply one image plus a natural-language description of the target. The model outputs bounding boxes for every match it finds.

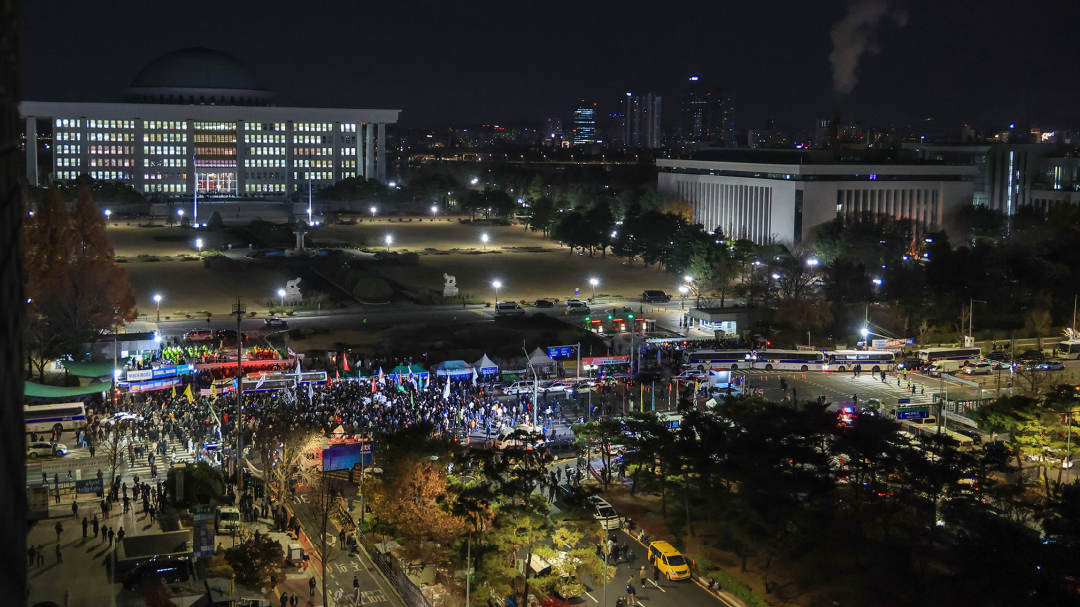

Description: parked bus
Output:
[24,402,87,441]
[684,349,750,371]
[825,350,897,372]
[916,347,981,367]
[1055,340,1080,360]
[753,350,825,372]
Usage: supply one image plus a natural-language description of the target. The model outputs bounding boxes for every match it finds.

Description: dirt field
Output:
[105,218,681,313]
[315,218,554,251]
[123,260,291,319]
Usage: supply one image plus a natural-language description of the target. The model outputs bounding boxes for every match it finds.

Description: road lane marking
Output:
[585,592,598,603]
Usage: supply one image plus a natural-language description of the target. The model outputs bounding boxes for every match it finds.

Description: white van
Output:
[927,360,961,377]
[217,506,241,535]
[496,302,526,316]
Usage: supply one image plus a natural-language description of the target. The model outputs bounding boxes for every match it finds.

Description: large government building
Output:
[657,151,978,244]
[21,48,399,197]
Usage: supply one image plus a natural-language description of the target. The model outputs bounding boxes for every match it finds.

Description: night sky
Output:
[21,0,1080,132]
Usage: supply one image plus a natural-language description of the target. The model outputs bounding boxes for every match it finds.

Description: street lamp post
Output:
[679,285,688,310]
[196,238,203,253]
[104,209,111,220]
[154,294,162,322]
[278,289,286,310]
[432,204,438,221]
[493,280,502,304]
[385,235,392,252]
[589,277,599,302]
[371,206,377,221]
[481,233,488,250]
[231,298,247,472]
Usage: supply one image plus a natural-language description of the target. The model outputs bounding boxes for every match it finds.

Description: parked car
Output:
[501,381,534,396]
[983,440,1012,456]
[264,317,288,328]
[985,351,1011,363]
[1016,350,1046,363]
[122,556,192,591]
[585,496,621,530]
[954,428,983,445]
[555,483,590,509]
[648,541,691,580]
[27,442,67,459]
[898,358,924,371]
[565,300,590,314]
[963,362,993,375]
[495,302,526,317]
[534,299,555,308]
[1037,360,1066,371]
[184,329,214,342]
[641,290,671,303]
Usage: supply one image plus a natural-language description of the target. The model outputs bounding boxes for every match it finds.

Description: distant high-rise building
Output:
[679,76,734,148]
[543,118,563,147]
[625,92,662,149]
[572,101,597,146]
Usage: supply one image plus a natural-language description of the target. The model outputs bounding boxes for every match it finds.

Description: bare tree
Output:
[1023,309,1053,351]
[96,419,130,493]
[306,452,348,607]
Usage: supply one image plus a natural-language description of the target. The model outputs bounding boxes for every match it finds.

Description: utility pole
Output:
[576,342,581,379]
[232,298,247,476]
[523,347,539,428]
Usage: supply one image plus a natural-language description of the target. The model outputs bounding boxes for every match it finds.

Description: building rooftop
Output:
[130,47,263,92]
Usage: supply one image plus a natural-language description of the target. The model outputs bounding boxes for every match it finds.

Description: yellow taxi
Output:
[647,541,691,580]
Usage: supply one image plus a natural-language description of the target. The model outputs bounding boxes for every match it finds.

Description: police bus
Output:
[753,350,825,372]
[916,347,981,367]
[684,350,750,371]
[824,350,897,372]
[24,402,87,441]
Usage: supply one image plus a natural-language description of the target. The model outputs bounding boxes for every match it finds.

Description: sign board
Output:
[582,355,630,366]
[897,398,911,404]
[76,477,103,495]
[871,338,915,351]
[127,364,193,382]
[192,505,216,558]
[40,455,108,475]
[548,346,573,359]
[127,376,182,393]
[896,407,930,420]
[27,487,49,517]
[708,370,732,388]
[200,389,212,396]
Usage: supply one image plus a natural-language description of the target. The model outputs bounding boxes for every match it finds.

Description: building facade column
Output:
[285,121,294,196]
[235,120,246,197]
[364,123,374,181]
[376,122,386,184]
[24,116,37,186]
[185,119,196,199]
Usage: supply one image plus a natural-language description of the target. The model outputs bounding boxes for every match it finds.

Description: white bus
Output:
[1056,340,1080,360]
[24,402,87,441]
[825,350,897,372]
[684,349,750,371]
[916,347,981,366]
[753,350,825,372]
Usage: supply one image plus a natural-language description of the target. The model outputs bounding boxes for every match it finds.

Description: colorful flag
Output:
[343,353,350,372]
[171,385,177,399]
[183,383,194,403]
[210,383,218,399]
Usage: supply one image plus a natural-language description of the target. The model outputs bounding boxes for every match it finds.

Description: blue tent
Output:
[433,360,475,377]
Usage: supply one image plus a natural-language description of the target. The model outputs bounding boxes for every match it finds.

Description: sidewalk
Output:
[26,497,167,607]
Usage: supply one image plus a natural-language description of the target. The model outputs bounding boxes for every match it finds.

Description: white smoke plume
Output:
[829,0,908,95]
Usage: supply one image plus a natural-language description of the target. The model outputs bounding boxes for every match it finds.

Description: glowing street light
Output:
[431,204,438,221]
[481,233,489,250]
[278,288,286,309]
[679,285,689,310]
[872,278,883,286]
[196,238,203,253]
[371,206,377,220]
[492,280,502,304]
[153,294,162,322]
[385,234,393,252]
[683,275,693,284]
[806,258,820,266]
[470,178,479,185]
[589,277,599,301]
[772,273,781,280]
[860,327,870,337]
[104,209,111,219]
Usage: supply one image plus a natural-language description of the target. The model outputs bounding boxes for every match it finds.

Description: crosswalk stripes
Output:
[66,436,198,483]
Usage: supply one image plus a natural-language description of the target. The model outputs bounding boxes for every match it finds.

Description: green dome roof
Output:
[131,48,263,91]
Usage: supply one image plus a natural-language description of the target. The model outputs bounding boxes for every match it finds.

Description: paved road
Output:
[290,488,399,607]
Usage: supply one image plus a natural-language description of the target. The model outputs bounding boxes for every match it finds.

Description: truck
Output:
[216,506,241,535]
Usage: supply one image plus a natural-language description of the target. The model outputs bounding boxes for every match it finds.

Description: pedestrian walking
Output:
[354,575,360,600]
[36,545,45,566]
[652,561,660,585]
[92,515,99,537]
[71,501,79,518]
[108,527,115,546]
[280,591,288,607]
[290,594,299,607]
[309,575,316,596]
[82,517,88,538]
[638,565,647,588]
[339,529,347,549]
[626,580,637,606]
[54,521,64,543]
[55,543,63,563]
[117,527,126,544]
[28,545,36,567]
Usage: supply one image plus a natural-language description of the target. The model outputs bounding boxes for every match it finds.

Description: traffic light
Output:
[628,312,634,320]
[585,316,591,323]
